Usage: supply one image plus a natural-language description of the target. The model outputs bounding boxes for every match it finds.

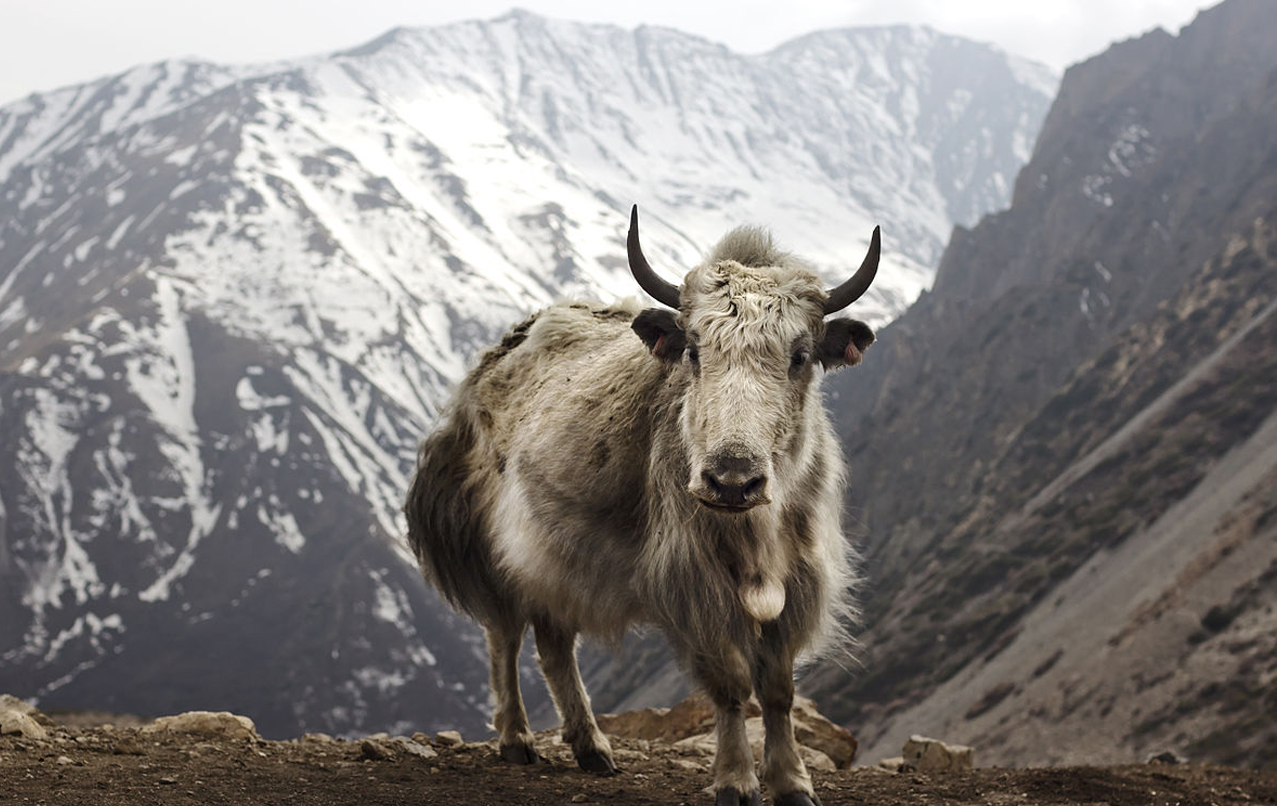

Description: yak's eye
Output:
[686,345,700,365]
[791,349,810,370]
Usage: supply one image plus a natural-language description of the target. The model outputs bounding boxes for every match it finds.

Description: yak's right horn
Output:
[627,205,681,309]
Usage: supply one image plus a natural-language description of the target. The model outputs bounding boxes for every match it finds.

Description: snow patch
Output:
[258,500,305,554]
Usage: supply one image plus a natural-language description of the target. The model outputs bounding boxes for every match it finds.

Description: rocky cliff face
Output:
[807,0,1277,767]
[0,12,1054,738]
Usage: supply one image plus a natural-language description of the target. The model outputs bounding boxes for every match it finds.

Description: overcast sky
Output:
[1,0,1215,106]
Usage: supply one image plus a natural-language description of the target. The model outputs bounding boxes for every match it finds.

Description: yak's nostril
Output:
[702,470,723,495]
[702,470,767,507]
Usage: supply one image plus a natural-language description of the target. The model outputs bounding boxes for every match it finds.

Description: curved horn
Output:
[627,205,681,309]
[823,226,881,314]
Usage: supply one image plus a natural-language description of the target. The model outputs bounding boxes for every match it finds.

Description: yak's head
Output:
[627,206,878,513]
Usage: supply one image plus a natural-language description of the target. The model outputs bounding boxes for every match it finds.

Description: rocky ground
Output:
[2,694,1274,806]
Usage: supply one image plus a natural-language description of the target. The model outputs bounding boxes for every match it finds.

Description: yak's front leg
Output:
[532,615,616,774]
[753,624,818,806]
[485,620,539,764]
[694,649,761,806]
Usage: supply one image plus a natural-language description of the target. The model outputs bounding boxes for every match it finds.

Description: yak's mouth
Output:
[695,497,757,514]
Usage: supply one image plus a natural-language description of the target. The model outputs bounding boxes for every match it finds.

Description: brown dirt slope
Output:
[3,702,1276,806]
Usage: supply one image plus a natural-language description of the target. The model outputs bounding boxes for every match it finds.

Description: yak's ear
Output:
[632,308,686,362]
[819,318,875,370]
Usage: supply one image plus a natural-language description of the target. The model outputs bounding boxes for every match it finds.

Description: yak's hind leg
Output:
[753,623,818,806]
[532,615,617,774]
[486,619,539,764]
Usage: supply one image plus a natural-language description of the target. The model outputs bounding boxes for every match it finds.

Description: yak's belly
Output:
[489,465,646,636]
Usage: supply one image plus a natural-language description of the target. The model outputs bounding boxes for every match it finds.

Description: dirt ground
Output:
[3,713,1276,806]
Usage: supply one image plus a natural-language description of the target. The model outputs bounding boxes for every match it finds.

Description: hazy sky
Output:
[1,0,1215,106]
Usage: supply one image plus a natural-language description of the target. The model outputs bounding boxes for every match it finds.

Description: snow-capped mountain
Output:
[0,11,1054,738]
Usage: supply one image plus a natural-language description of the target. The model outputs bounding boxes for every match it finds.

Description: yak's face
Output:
[632,260,874,513]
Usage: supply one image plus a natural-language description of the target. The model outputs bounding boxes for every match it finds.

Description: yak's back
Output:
[403,299,645,621]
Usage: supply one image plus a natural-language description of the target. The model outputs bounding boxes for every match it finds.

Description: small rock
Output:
[412,732,431,745]
[800,745,837,773]
[1147,749,1186,764]
[142,712,260,742]
[672,734,716,757]
[112,737,146,756]
[0,695,54,727]
[876,756,905,773]
[301,732,335,744]
[612,748,649,763]
[901,735,974,773]
[360,739,393,761]
[0,710,49,741]
[390,736,437,759]
[571,794,590,803]
[56,755,74,765]
[433,730,463,747]
[158,776,178,785]
[791,696,859,768]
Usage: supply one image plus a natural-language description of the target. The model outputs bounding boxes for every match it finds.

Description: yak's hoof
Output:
[774,792,821,806]
[576,749,618,775]
[498,741,540,765]
[715,786,762,806]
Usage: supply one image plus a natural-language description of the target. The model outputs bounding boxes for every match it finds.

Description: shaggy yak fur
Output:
[405,212,877,806]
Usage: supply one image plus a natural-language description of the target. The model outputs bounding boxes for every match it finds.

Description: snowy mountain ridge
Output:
[0,10,1054,737]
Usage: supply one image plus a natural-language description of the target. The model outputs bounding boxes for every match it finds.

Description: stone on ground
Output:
[0,695,50,741]
[901,735,974,772]
[141,711,260,742]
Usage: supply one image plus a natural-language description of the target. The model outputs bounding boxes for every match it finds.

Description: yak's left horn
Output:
[822,226,881,314]
[627,205,681,309]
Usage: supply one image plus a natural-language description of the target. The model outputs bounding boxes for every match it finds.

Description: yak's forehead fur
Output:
[681,225,826,353]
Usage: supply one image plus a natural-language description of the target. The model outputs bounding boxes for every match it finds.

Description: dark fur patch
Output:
[590,439,610,469]
[474,312,541,377]
[403,406,516,625]
[591,306,638,322]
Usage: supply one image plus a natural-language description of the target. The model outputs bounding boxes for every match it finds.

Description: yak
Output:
[405,206,879,806]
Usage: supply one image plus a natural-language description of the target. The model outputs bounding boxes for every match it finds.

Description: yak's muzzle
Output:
[693,450,771,512]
